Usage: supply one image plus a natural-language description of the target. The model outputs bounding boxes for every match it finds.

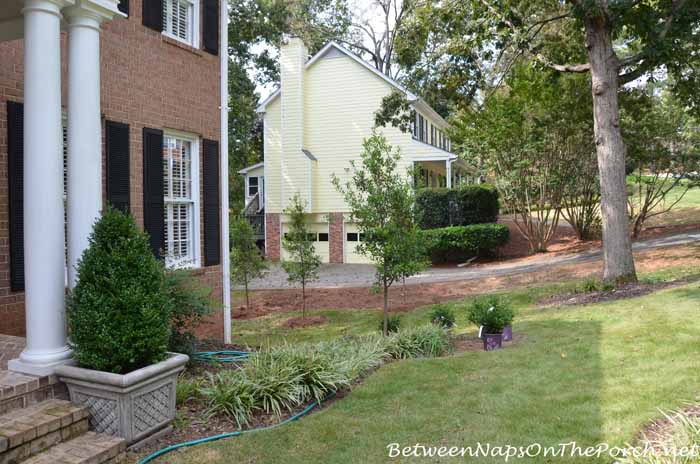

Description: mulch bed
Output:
[281,315,328,328]
[630,404,700,455]
[451,333,524,353]
[538,275,700,308]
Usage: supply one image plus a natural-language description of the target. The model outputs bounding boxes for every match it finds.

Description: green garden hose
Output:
[137,350,331,464]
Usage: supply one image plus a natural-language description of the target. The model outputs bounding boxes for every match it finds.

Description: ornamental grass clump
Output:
[66,207,170,374]
[200,326,448,424]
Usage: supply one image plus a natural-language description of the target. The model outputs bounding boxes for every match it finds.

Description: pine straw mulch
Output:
[537,275,700,308]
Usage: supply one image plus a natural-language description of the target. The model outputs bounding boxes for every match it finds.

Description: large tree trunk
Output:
[584,15,637,283]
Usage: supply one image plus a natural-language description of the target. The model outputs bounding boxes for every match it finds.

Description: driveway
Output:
[245,231,700,290]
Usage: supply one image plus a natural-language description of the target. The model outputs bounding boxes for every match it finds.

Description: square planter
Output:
[56,353,189,445]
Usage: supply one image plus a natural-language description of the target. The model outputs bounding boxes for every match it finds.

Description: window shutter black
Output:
[106,121,130,213]
[203,0,219,55]
[202,139,220,266]
[118,0,129,15]
[7,101,24,292]
[143,128,164,258]
[142,0,163,31]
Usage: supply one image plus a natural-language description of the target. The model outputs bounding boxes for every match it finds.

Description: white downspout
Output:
[220,0,231,344]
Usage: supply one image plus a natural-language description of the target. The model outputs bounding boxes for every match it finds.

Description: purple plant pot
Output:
[502,325,513,342]
[483,333,503,351]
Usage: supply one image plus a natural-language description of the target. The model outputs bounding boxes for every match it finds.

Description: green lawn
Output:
[628,177,700,227]
[160,266,700,463]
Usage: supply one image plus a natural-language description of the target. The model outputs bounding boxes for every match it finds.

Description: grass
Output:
[157,265,700,463]
[628,178,700,228]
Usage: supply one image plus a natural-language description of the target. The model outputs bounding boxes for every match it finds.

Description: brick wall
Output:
[0,0,223,339]
[265,213,281,261]
[329,212,344,263]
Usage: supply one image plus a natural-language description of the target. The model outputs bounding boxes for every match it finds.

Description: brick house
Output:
[0,0,231,376]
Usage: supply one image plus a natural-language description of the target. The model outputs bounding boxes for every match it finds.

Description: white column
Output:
[9,0,74,376]
[64,5,107,289]
[446,160,453,189]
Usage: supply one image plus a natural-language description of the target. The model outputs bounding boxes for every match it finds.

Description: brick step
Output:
[21,432,125,464]
[0,372,68,415]
[0,399,89,464]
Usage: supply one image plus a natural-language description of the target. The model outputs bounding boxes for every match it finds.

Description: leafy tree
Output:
[230,217,268,311]
[282,194,321,319]
[623,90,700,238]
[333,134,428,336]
[397,0,700,282]
[456,67,594,252]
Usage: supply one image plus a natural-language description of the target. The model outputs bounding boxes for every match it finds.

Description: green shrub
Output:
[67,207,170,374]
[386,325,451,359]
[416,185,500,229]
[467,296,515,334]
[419,224,509,263]
[176,375,204,406]
[380,314,402,333]
[200,372,257,427]
[164,269,216,356]
[429,304,456,328]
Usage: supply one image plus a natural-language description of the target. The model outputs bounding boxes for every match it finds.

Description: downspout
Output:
[220,0,231,344]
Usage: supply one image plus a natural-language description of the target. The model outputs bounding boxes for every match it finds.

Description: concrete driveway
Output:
[243,231,700,290]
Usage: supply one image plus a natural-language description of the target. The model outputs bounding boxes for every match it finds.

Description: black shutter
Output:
[106,121,130,213]
[7,101,24,292]
[202,139,220,266]
[118,0,129,15]
[143,0,163,31]
[203,0,219,55]
[143,128,164,258]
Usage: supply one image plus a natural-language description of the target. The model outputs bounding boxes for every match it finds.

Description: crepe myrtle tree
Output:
[282,194,322,319]
[333,134,429,336]
[230,217,268,311]
[396,0,700,283]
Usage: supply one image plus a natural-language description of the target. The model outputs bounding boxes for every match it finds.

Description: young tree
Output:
[230,217,268,311]
[397,0,700,282]
[282,194,321,319]
[333,134,428,336]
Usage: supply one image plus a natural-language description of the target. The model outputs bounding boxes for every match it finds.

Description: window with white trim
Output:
[248,176,259,196]
[163,133,200,268]
[162,0,199,47]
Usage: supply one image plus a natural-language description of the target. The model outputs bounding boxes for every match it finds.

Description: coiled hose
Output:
[137,350,330,464]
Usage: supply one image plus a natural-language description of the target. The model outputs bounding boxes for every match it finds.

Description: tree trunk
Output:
[244,278,250,311]
[584,16,637,283]
[302,280,306,320]
[383,281,389,337]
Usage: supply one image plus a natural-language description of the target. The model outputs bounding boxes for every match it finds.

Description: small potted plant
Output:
[57,208,188,445]
[467,297,515,351]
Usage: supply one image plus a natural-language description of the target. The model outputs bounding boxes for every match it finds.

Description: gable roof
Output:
[255,41,448,129]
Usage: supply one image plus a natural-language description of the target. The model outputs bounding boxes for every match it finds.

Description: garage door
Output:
[280,222,330,263]
[344,224,372,264]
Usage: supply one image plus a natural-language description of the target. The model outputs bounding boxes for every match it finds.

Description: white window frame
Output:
[247,176,259,197]
[162,0,200,48]
[163,130,201,269]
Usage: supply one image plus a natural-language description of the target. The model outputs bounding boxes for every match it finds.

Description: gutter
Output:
[220,0,231,344]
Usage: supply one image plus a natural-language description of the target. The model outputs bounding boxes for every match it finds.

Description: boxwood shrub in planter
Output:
[57,207,188,445]
[419,223,509,263]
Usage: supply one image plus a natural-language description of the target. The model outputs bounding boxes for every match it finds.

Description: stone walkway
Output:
[0,335,25,370]
[244,231,700,290]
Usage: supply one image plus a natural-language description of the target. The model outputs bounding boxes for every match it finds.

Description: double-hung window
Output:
[163,133,200,268]
[248,177,259,196]
[162,0,199,47]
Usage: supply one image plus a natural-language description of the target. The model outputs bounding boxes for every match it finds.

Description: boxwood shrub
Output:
[419,223,509,263]
[416,185,500,229]
[67,207,171,374]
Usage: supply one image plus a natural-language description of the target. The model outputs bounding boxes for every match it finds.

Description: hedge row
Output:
[419,223,509,263]
[415,185,500,230]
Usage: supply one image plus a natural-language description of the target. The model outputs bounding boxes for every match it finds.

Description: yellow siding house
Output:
[240,37,471,264]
